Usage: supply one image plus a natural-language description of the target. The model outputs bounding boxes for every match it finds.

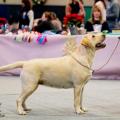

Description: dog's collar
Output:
[81,38,93,48]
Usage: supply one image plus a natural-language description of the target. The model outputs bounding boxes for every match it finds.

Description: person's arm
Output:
[27,10,34,30]
[65,4,71,15]
[79,1,85,17]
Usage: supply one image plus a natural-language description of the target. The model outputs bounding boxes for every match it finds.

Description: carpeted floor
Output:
[0,76,120,120]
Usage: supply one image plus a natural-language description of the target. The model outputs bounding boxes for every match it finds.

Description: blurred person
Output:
[33,11,51,27]
[65,0,85,17]
[94,0,106,22]
[19,0,34,31]
[33,11,55,33]
[106,0,120,29]
[85,5,110,32]
[8,15,19,33]
[41,11,52,21]
[65,0,85,35]
[50,12,62,32]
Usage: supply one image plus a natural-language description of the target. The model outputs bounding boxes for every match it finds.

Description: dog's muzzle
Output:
[96,43,106,48]
[96,34,106,49]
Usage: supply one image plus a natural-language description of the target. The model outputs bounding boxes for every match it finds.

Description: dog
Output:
[0,32,106,115]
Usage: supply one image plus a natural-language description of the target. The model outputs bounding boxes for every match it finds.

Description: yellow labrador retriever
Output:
[0,32,106,115]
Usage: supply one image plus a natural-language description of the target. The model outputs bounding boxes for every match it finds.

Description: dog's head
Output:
[81,32,106,50]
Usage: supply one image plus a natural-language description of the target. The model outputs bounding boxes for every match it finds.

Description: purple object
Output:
[0,34,120,80]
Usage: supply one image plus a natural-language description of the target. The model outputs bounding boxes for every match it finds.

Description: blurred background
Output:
[0,0,94,22]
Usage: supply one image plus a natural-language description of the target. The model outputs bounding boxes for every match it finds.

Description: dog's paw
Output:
[75,108,86,114]
[23,104,32,113]
[24,108,32,113]
[18,110,27,115]
[80,107,88,112]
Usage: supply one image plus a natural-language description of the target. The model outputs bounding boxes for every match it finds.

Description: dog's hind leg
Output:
[16,82,38,115]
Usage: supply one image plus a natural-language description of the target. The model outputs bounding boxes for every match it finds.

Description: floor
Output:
[0,76,120,120]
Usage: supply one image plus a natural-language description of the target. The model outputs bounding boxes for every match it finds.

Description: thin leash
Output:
[69,36,120,73]
[68,51,94,72]
[70,54,93,71]
[93,36,120,73]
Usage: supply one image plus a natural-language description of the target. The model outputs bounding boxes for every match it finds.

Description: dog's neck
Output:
[75,44,95,67]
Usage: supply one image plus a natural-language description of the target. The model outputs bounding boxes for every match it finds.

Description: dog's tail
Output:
[0,61,25,72]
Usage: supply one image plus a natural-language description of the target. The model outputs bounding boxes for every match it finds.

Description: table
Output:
[0,34,120,80]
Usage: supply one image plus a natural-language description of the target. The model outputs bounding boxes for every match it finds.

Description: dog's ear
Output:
[63,36,77,55]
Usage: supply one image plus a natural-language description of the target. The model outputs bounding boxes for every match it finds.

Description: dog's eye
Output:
[92,35,95,38]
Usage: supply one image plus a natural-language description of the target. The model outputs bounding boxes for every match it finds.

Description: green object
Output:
[102,30,109,35]
[84,6,92,22]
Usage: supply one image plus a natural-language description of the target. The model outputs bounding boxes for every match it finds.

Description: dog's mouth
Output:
[96,42,106,49]
[96,35,106,49]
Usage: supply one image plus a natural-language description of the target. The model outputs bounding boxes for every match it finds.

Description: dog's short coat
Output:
[0,32,106,115]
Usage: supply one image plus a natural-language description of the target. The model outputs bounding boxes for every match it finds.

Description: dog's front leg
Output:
[74,85,85,114]
[80,85,88,112]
